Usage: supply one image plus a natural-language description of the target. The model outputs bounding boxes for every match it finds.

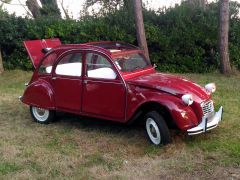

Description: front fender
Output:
[21,79,55,109]
[154,95,199,130]
[126,86,199,130]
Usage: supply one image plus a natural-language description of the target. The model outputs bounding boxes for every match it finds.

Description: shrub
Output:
[0,1,240,72]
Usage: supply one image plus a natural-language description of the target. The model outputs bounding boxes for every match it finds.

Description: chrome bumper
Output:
[187,106,223,135]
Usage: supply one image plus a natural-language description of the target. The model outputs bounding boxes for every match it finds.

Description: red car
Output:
[20,39,223,145]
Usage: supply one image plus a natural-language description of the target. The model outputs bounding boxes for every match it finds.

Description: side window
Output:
[39,53,57,74]
[55,53,82,77]
[86,53,117,80]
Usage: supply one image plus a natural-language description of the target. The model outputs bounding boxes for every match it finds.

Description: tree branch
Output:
[0,0,27,6]
[17,0,33,17]
[59,0,70,19]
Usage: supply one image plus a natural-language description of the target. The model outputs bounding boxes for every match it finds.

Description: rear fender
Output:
[21,79,55,109]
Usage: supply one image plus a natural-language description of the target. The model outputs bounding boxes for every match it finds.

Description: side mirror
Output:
[153,63,158,69]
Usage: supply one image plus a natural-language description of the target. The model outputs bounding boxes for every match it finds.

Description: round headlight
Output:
[205,83,216,94]
[181,94,193,106]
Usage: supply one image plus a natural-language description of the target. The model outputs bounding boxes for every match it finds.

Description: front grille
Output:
[201,100,214,116]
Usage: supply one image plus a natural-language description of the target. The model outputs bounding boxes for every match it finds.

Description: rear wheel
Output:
[144,111,171,145]
[30,106,55,124]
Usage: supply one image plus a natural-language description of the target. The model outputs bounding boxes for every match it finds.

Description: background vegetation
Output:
[0,1,240,72]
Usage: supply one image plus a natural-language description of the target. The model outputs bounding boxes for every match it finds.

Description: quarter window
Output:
[55,53,82,77]
[86,53,117,79]
[39,53,57,74]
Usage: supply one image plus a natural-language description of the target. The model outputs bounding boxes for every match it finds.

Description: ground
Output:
[0,70,239,179]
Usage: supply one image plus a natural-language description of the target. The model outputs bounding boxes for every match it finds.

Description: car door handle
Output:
[52,77,57,80]
[83,80,88,84]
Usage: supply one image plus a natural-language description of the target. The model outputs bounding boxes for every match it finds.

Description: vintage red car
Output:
[20,38,223,145]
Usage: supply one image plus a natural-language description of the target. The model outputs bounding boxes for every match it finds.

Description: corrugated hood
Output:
[126,72,210,103]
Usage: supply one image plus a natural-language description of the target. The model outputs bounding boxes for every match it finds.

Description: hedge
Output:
[0,1,240,72]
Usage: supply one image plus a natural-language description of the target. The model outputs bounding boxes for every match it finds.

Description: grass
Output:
[0,70,240,179]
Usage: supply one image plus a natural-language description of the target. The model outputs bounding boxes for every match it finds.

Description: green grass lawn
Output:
[0,70,239,179]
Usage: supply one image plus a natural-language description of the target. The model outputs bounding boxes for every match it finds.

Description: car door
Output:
[52,51,83,112]
[82,52,126,121]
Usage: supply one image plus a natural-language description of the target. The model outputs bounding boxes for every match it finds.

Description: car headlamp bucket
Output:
[182,94,193,106]
[205,83,216,94]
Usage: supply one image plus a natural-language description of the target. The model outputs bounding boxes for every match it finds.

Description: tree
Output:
[133,0,149,60]
[59,0,70,19]
[84,0,149,60]
[26,0,41,18]
[26,0,61,18]
[186,0,206,9]
[219,0,231,74]
[0,47,4,74]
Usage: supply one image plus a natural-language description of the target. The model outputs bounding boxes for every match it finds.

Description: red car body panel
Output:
[82,79,126,120]
[21,39,215,131]
[24,38,61,68]
[125,84,200,130]
[21,77,55,109]
[53,76,82,111]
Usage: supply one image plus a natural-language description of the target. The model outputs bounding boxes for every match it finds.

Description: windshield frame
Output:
[112,50,152,73]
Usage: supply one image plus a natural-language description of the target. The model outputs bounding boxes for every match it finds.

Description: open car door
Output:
[23,38,61,68]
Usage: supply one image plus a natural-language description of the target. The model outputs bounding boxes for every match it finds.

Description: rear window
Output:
[39,53,57,74]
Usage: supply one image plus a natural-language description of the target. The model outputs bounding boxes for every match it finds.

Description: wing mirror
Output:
[153,63,158,69]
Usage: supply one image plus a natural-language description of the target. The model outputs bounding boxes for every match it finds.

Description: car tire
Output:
[144,111,172,145]
[30,106,55,124]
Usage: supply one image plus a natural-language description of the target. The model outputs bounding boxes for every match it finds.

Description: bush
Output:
[0,1,240,72]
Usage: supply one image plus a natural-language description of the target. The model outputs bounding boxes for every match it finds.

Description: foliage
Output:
[0,1,240,72]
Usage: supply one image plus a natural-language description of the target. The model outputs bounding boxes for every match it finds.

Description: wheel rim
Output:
[32,107,49,122]
[146,118,161,145]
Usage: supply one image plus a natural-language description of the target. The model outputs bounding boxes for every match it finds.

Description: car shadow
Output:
[53,112,188,145]
[54,112,144,136]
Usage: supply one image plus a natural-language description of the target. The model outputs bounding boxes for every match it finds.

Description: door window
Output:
[55,53,82,77]
[86,53,117,79]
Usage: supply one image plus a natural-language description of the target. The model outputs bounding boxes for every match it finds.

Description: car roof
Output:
[48,41,143,58]
[24,39,144,69]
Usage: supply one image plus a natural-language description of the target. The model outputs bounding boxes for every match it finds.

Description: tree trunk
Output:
[40,0,59,10]
[133,0,149,60]
[219,0,231,74]
[0,48,4,74]
[26,0,41,18]
[26,0,61,18]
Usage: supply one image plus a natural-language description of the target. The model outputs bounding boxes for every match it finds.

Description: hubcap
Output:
[32,107,49,122]
[146,118,161,145]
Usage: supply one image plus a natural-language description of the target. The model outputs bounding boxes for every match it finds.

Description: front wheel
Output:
[30,106,55,124]
[144,111,172,145]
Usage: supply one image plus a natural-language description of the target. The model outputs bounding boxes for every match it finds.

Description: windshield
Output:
[114,53,151,72]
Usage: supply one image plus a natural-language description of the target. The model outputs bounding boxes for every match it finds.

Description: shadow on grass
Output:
[54,111,144,137]
[51,111,191,147]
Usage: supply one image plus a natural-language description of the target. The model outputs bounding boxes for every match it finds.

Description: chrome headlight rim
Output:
[205,83,216,94]
[181,94,194,106]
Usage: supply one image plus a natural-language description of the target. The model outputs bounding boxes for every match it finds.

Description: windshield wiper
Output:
[131,66,144,72]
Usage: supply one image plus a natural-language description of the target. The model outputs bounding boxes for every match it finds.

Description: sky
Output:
[2,0,185,19]
[2,0,238,19]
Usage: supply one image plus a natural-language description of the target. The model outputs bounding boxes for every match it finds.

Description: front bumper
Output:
[187,106,223,135]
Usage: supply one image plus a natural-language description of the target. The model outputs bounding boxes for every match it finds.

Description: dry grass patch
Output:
[0,70,239,179]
